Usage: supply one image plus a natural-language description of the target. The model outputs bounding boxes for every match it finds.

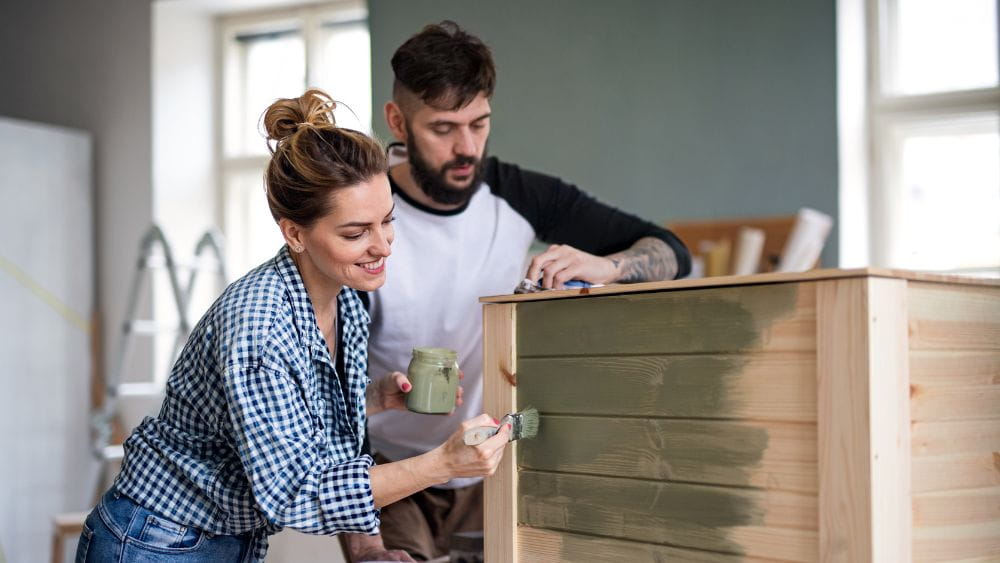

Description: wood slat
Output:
[908,283,1000,351]
[482,303,518,562]
[911,385,1000,422]
[912,522,1000,562]
[517,527,755,563]
[912,487,1000,527]
[910,350,1000,387]
[517,283,815,357]
[912,453,1000,493]
[912,420,1000,457]
[518,416,817,493]
[517,352,816,422]
[518,470,816,560]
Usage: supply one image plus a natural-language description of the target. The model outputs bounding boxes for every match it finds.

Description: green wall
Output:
[369,0,839,266]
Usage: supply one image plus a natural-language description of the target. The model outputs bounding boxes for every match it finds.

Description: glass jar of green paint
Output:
[406,347,459,414]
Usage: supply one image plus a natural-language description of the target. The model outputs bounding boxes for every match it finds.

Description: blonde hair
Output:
[262,88,387,226]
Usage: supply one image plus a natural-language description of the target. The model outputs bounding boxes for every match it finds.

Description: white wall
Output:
[0,117,97,563]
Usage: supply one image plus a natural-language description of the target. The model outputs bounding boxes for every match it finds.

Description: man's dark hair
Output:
[391,20,496,111]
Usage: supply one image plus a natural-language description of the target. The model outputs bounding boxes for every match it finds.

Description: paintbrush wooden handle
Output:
[463,425,499,445]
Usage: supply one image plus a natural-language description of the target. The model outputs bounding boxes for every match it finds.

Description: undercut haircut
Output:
[391,20,496,111]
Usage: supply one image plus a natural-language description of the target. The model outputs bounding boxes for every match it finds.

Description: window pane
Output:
[223,167,285,275]
[895,121,1000,271]
[891,0,998,95]
[315,20,372,132]
[238,32,305,156]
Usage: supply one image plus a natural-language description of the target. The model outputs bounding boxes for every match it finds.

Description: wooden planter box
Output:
[480,269,999,562]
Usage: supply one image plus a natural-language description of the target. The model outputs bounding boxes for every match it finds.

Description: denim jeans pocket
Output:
[136,514,201,549]
[73,521,93,563]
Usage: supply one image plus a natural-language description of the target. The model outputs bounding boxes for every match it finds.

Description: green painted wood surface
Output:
[517,353,816,421]
[518,527,745,563]
[518,470,814,555]
[517,416,817,493]
[517,284,810,357]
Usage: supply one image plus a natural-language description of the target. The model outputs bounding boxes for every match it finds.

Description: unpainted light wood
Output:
[912,453,1000,493]
[482,303,517,563]
[912,522,1000,562]
[912,420,1000,457]
[518,283,815,357]
[909,350,1000,387]
[912,487,1000,527]
[518,470,816,560]
[517,352,816,422]
[817,278,911,562]
[518,416,817,493]
[480,267,998,304]
[910,385,1000,422]
[908,283,1000,351]
[517,527,752,563]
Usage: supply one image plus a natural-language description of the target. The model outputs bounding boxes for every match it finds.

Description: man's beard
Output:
[407,137,486,207]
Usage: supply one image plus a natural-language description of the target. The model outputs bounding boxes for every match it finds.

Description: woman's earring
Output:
[294,245,304,253]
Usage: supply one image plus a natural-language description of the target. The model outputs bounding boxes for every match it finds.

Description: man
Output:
[343,21,690,562]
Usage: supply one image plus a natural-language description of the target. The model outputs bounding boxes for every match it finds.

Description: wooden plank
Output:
[911,385,1000,422]
[482,303,517,563]
[912,487,1000,527]
[517,470,817,560]
[816,278,911,562]
[910,350,1000,387]
[517,352,816,422]
[518,416,817,493]
[518,283,815,357]
[518,527,756,563]
[912,522,1000,562]
[912,453,1000,493]
[480,268,999,305]
[912,420,1000,457]
[908,283,1000,351]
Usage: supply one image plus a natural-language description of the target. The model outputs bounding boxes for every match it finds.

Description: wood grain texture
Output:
[517,283,815,357]
[908,283,1000,351]
[482,303,517,563]
[518,416,817,493]
[517,352,816,422]
[910,350,1000,387]
[910,385,1000,422]
[912,453,1000,493]
[912,487,1000,527]
[912,522,1000,562]
[912,420,1000,457]
[816,278,911,562]
[518,527,781,563]
[517,470,816,560]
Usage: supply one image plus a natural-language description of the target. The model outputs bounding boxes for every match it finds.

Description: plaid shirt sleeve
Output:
[223,360,378,535]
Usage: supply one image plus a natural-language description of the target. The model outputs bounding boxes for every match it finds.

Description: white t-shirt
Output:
[366,144,687,488]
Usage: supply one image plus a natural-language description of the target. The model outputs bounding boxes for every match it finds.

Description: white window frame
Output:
[216,1,368,274]
[838,0,1000,270]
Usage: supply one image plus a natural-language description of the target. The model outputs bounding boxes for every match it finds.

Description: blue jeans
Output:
[75,487,255,562]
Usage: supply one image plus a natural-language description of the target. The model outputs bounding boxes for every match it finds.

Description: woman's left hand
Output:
[366,371,411,415]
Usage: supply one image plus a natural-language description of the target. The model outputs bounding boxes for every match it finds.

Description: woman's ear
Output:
[279,218,306,253]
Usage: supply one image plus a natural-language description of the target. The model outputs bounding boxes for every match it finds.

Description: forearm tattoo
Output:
[608,237,679,282]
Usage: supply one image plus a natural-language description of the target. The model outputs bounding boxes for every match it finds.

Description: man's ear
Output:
[384,101,408,143]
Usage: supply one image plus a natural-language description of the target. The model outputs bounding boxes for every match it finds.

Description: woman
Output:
[75,89,510,562]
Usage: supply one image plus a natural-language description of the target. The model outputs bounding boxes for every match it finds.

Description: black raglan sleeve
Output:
[484,157,691,279]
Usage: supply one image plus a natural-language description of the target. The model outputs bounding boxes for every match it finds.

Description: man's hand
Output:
[525,244,618,289]
[343,533,414,562]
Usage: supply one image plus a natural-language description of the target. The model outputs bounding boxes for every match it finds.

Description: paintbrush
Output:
[463,407,539,445]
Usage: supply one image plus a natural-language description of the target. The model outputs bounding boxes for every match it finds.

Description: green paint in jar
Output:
[406,347,460,414]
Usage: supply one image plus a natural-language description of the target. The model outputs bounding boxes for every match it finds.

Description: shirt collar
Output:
[272,245,370,349]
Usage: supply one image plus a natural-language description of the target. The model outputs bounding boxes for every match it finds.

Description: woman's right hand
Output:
[434,414,510,480]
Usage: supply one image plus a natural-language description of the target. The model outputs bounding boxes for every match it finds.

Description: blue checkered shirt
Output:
[115,246,378,560]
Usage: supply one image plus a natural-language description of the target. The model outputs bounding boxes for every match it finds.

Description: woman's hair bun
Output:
[262,88,338,144]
